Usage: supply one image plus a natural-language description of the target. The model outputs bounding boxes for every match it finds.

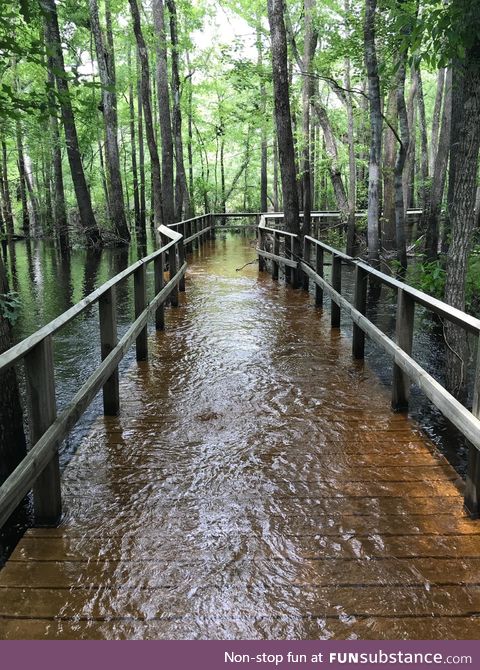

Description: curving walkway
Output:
[1,234,480,640]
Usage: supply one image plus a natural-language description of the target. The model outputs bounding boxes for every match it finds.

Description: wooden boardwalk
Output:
[1,236,480,639]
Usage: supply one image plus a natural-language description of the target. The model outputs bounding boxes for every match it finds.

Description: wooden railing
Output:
[257,214,480,518]
[0,216,213,531]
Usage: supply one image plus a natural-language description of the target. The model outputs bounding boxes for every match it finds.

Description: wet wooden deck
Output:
[1,239,480,640]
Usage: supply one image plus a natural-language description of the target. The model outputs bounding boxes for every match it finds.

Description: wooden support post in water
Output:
[272,232,279,280]
[284,235,291,284]
[352,266,368,359]
[315,245,324,307]
[169,240,179,307]
[465,342,480,517]
[392,288,415,410]
[178,237,186,292]
[154,252,165,331]
[134,263,148,361]
[99,287,120,415]
[210,213,216,239]
[331,254,342,327]
[258,228,266,272]
[25,336,62,526]
[290,237,301,289]
[302,237,310,291]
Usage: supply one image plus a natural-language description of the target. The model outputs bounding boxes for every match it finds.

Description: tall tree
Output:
[267,0,299,236]
[89,0,130,242]
[364,0,382,265]
[40,0,101,246]
[152,0,175,226]
[129,0,163,227]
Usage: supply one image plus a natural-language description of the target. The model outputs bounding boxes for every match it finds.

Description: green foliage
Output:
[408,258,446,298]
[0,291,21,324]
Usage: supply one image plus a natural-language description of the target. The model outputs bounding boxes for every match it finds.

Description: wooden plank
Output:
[99,287,120,416]
[24,336,61,526]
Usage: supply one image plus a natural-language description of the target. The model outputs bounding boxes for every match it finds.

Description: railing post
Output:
[210,213,216,240]
[331,254,342,327]
[154,252,165,330]
[25,336,61,526]
[291,237,301,288]
[302,237,310,291]
[186,220,192,253]
[178,236,186,292]
[99,287,120,415]
[258,227,266,272]
[169,239,179,307]
[352,265,368,359]
[465,342,480,517]
[284,235,291,284]
[392,288,415,410]
[315,245,324,307]
[272,232,279,280]
[134,263,148,361]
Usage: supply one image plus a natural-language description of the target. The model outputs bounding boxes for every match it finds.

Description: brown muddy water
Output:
[1,233,480,640]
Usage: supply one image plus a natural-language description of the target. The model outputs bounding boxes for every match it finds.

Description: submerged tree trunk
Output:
[129,0,163,227]
[364,0,382,265]
[40,0,101,246]
[152,0,175,226]
[89,0,130,242]
[267,0,299,236]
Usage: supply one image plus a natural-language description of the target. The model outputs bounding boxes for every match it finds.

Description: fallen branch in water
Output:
[236,259,259,272]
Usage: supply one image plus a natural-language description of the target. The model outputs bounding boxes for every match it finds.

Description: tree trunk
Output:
[267,0,300,236]
[344,9,356,255]
[40,0,101,246]
[15,121,30,237]
[166,0,192,219]
[416,68,429,213]
[129,0,163,227]
[273,133,279,211]
[364,0,382,265]
[89,0,130,242]
[430,68,445,176]
[423,68,452,260]
[1,142,14,238]
[136,50,147,239]
[382,88,397,252]
[257,28,268,214]
[128,47,140,233]
[301,0,318,238]
[186,53,195,214]
[313,101,349,221]
[444,44,480,401]
[394,58,409,271]
[152,0,175,226]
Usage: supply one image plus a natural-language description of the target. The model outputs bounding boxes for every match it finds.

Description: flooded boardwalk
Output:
[1,235,480,640]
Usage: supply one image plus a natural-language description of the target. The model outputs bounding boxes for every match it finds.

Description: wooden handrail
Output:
[0,220,213,531]
[256,214,480,517]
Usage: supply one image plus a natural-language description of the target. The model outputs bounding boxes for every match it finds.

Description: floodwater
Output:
[1,232,480,640]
